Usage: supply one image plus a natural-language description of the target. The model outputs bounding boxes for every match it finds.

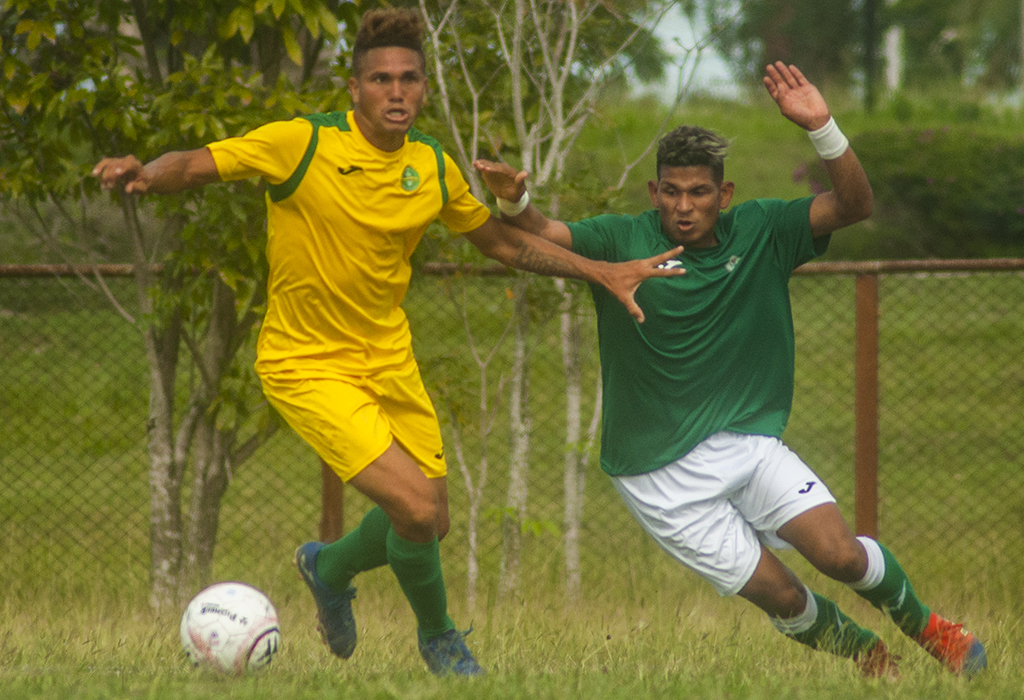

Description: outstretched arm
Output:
[472,159,574,249]
[464,215,683,324]
[92,148,221,194]
[763,62,872,237]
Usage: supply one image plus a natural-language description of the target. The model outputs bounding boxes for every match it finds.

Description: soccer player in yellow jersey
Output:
[93,8,683,677]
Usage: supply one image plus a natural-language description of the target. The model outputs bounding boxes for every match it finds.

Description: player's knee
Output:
[436,512,451,541]
[771,583,808,619]
[388,494,439,540]
[814,540,866,583]
[743,578,808,619]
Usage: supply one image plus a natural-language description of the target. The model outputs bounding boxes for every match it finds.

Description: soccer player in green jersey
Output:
[475,62,986,678]
[93,8,684,677]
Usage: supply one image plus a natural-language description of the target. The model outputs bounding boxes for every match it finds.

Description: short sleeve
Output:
[437,152,492,233]
[770,196,824,269]
[568,214,636,262]
[206,119,314,185]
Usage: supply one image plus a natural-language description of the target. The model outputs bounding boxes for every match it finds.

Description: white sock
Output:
[847,536,885,591]
[770,584,818,635]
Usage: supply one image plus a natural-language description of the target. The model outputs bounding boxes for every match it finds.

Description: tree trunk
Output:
[143,317,185,611]
[180,275,244,593]
[122,193,186,611]
[441,281,517,611]
[500,278,531,598]
[883,25,903,93]
[557,280,585,598]
[181,417,231,593]
[863,0,880,112]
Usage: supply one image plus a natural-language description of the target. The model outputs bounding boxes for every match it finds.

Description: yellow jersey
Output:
[207,111,491,376]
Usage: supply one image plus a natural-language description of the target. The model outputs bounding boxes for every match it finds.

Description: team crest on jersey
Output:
[725,255,742,272]
[401,166,420,191]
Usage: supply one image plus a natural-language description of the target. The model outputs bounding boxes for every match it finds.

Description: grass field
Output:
[3,580,1022,699]
[3,94,1024,698]
[3,269,1022,699]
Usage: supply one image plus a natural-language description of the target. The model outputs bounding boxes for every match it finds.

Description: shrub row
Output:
[797,126,1024,258]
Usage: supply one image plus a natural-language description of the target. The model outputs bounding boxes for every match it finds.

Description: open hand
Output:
[600,246,686,323]
[762,62,830,132]
[473,159,528,202]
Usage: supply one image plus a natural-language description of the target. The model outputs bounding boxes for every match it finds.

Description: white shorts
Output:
[610,431,835,596]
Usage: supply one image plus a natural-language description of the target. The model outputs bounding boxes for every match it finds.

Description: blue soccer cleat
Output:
[417,628,486,677]
[294,541,358,659]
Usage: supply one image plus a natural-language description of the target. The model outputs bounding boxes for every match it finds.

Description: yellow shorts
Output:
[259,362,447,482]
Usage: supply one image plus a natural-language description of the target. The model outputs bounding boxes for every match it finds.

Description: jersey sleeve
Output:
[437,152,492,233]
[567,214,633,262]
[206,119,314,186]
[760,196,824,270]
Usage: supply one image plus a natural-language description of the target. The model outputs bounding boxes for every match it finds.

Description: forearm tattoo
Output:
[509,242,584,280]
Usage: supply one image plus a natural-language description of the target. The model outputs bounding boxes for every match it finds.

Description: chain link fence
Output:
[1,262,1022,608]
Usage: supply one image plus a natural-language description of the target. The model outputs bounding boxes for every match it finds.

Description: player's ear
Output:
[347,75,360,106]
[718,180,735,210]
[648,179,659,206]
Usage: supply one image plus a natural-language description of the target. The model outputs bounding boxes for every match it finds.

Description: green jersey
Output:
[568,197,826,476]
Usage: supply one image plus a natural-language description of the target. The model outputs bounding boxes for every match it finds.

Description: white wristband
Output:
[496,190,530,216]
[807,117,849,160]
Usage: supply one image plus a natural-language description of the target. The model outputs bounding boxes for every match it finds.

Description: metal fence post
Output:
[320,459,345,543]
[854,273,880,538]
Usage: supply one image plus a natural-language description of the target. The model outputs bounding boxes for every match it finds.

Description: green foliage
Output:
[418,0,672,171]
[891,0,1023,90]
[798,126,1024,258]
[0,0,361,359]
[0,0,364,598]
[690,0,1024,96]
[697,0,860,87]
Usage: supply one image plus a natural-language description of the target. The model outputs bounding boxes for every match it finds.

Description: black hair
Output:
[656,125,729,182]
[352,8,425,76]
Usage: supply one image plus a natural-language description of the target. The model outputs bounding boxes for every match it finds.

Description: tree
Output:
[0,0,358,610]
[695,0,859,89]
[417,0,694,603]
[889,0,1023,91]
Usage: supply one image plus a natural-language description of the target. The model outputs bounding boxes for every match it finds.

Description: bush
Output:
[797,126,1024,258]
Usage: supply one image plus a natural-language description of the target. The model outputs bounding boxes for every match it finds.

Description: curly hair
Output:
[656,126,730,182]
[352,8,425,76]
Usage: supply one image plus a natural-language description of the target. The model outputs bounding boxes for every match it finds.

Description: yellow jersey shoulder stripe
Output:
[267,112,350,203]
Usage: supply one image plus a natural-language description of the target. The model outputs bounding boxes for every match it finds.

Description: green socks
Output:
[849,537,930,638]
[315,506,391,590]
[313,505,456,639]
[771,587,879,658]
[771,538,930,662]
[386,529,456,639]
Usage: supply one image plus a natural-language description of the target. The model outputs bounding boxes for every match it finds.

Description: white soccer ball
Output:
[180,581,281,674]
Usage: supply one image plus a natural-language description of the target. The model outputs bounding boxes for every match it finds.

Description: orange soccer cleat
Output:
[916,612,987,677]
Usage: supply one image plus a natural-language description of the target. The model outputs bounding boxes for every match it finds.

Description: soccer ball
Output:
[180,581,281,674]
